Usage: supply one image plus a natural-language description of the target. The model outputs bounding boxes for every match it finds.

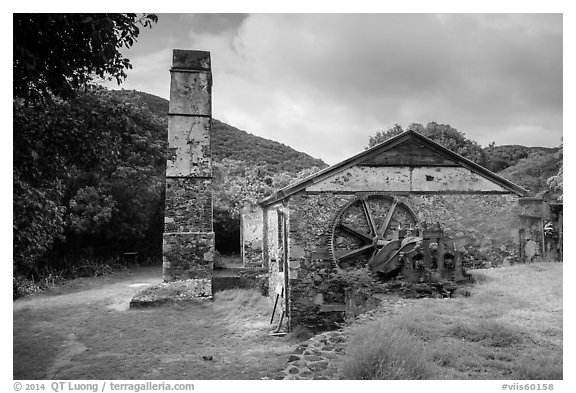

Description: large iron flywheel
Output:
[330,194,419,271]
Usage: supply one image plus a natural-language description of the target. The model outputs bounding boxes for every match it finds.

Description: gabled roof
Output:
[260,130,528,206]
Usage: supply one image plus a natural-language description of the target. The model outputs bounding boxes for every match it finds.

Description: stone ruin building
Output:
[517,191,563,263]
[252,131,530,331]
[162,49,562,333]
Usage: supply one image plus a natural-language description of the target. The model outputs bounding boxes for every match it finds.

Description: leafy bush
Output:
[13,256,129,300]
[13,275,42,300]
[14,87,167,273]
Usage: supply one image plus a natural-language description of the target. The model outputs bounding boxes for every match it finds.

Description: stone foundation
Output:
[130,279,212,308]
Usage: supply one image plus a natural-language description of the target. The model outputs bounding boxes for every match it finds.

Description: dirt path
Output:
[13,266,294,380]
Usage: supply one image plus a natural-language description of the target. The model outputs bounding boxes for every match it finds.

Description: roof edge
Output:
[259,130,528,206]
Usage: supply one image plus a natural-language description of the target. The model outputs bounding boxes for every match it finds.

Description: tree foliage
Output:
[547,141,563,200]
[212,159,320,217]
[13,13,157,101]
[211,159,320,253]
[483,144,557,173]
[367,122,488,166]
[14,87,168,270]
[498,150,560,195]
[13,14,160,275]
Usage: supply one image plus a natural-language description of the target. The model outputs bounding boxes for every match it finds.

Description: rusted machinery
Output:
[330,194,467,282]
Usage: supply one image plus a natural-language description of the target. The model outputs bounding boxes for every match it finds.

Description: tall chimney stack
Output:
[162,50,214,296]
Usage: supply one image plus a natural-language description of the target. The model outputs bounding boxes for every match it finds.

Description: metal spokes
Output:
[330,195,418,270]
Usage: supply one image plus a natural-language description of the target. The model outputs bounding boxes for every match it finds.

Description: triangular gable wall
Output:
[359,138,458,166]
[260,131,527,206]
[306,165,510,193]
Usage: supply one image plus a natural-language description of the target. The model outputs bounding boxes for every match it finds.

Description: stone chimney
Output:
[162,50,214,296]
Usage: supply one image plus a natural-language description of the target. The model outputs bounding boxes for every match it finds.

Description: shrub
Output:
[342,320,432,379]
[13,256,128,300]
[13,275,41,300]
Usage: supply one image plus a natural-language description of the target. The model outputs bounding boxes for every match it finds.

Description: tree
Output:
[14,87,168,270]
[13,13,157,101]
[367,122,488,166]
[483,144,536,173]
[367,124,404,148]
[13,14,159,272]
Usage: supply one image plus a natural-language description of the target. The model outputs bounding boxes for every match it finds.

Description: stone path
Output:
[276,297,418,380]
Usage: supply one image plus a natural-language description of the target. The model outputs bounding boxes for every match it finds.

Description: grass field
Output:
[342,263,563,380]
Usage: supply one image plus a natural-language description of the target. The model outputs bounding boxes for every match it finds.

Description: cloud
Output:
[107,13,562,164]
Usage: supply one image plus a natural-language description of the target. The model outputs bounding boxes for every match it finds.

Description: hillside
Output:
[110,89,328,254]
[497,150,561,196]
[109,89,563,186]
[112,89,562,200]
[110,89,328,174]
[484,144,558,173]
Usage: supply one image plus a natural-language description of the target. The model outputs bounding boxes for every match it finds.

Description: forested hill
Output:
[483,144,558,173]
[110,90,328,174]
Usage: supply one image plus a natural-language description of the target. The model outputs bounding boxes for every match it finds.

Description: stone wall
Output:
[162,50,214,297]
[241,206,264,268]
[263,204,289,322]
[517,197,562,262]
[306,166,510,193]
[164,178,212,232]
[287,193,355,332]
[403,194,521,264]
[283,191,521,331]
[163,232,214,281]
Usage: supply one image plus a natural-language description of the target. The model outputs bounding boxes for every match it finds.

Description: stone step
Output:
[211,268,268,295]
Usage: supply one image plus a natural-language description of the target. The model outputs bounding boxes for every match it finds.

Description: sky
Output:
[100,13,563,165]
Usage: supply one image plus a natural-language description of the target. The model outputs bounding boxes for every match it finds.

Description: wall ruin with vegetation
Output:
[279,190,521,332]
[241,206,264,268]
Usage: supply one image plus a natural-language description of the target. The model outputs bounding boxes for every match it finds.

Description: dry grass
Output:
[343,263,562,379]
[342,321,432,379]
[212,288,271,316]
[449,319,524,347]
